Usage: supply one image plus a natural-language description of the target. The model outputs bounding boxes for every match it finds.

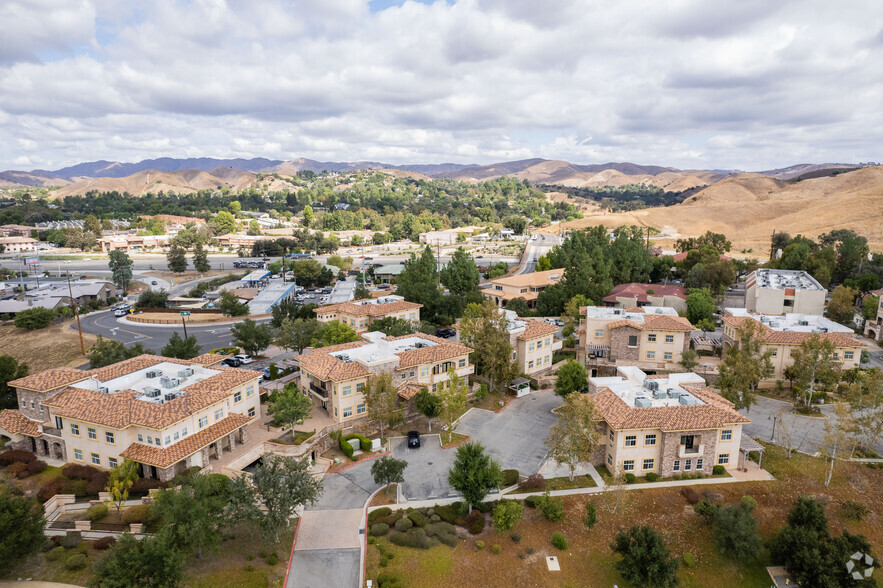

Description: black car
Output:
[435,328,456,338]
[407,431,421,449]
[221,357,242,368]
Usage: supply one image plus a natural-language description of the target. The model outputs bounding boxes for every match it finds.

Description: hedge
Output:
[370,523,390,537]
[502,469,519,486]
[339,433,371,459]
[368,507,392,526]
[0,449,36,466]
[433,504,460,524]
[389,528,433,549]
[408,511,429,528]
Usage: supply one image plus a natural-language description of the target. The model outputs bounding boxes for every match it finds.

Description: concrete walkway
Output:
[538,459,605,487]
[286,509,363,588]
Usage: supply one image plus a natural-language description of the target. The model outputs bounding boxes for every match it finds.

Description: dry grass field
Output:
[0,319,96,371]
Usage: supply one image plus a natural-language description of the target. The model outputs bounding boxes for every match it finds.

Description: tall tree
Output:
[438,367,468,444]
[192,242,210,273]
[845,369,883,455]
[363,372,399,439]
[84,214,102,235]
[821,401,857,487]
[0,490,45,569]
[105,459,139,520]
[214,210,236,235]
[108,250,133,293]
[161,332,201,359]
[371,456,407,496]
[440,247,481,296]
[0,355,28,409]
[274,317,320,354]
[447,441,502,514]
[230,319,272,356]
[415,387,440,432]
[826,285,858,325]
[249,454,323,542]
[685,288,715,324]
[218,291,250,316]
[91,533,184,588]
[371,316,415,337]
[268,383,313,430]
[166,245,188,274]
[311,321,359,347]
[610,526,680,588]
[678,349,699,372]
[546,393,601,481]
[152,474,228,559]
[717,321,773,410]
[396,245,443,318]
[353,284,372,300]
[789,334,841,408]
[302,205,314,228]
[555,360,589,397]
[88,336,153,368]
[459,300,518,393]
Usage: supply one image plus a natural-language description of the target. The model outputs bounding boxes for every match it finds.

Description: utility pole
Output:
[182,315,188,339]
[67,272,85,356]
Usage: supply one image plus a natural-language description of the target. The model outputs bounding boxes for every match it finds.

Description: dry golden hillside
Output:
[559,166,883,254]
[50,168,259,197]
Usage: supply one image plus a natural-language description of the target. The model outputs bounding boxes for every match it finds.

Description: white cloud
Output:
[0,0,881,171]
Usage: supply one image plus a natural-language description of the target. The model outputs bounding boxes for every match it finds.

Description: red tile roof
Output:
[9,367,90,392]
[603,283,687,305]
[0,409,40,437]
[608,315,694,332]
[517,320,559,341]
[315,300,422,317]
[120,414,251,468]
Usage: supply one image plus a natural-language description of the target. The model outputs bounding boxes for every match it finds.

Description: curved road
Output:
[77,311,242,353]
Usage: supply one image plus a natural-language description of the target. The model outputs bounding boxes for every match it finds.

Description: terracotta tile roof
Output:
[120,414,251,468]
[395,341,473,369]
[517,320,559,341]
[608,315,694,332]
[607,319,643,330]
[315,300,422,317]
[295,351,371,381]
[397,382,426,400]
[485,268,565,288]
[189,353,228,366]
[592,386,750,432]
[0,409,40,437]
[9,367,90,392]
[385,333,450,344]
[88,355,183,382]
[310,341,367,354]
[603,282,687,304]
[722,316,862,347]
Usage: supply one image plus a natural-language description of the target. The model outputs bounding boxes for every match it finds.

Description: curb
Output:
[441,435,471,450]
[283,516,302,586]
[329,450,390,474]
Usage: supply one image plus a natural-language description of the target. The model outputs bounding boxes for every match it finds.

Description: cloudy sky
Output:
[1,0,881,172]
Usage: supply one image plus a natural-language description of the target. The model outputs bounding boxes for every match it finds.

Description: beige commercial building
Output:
[578,306,694,374]
[589,366,751,478]
[745,269,826,315]
[0,236,38,252]
[315,295,422,333]
[481,268,564,309]
[0,354,260,482]
[722,310,862,380]
[294,332,474,424]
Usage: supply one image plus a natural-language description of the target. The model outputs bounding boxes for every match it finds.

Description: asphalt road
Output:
[77,310,248,352]
[516,234,561,275]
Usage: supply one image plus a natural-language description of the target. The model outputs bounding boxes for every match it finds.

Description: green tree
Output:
[108,250,133,293]
[371,316,415,337]
[230,318,272,356]
[0,490,45,571]
[84,214,102,235]
[274,317,320,354]
[717,321,773,410]
[459,300,518,393]
[247,454,323,542]
[546,392,601,481]
[229,200,241,216]
[137,289,168,308]
[13,307,56,330]
[0,355,28,409]
[447,441,503,514]
[268,383,313,430]
[397,246,443,319]
[863,294,880,321]
[153,474,228,558]
[789,334,842,408]
[561,294,591,346]
[415,387,440,432]
[166,245,188,274]
[505,297,531,317]
[363,372,399,439]
[302,205,315,228]
[610,525,680,588]
[192,242,210,273]
[247,220,261,235]
[90,533,183,588]
[218,291,250,316]
[105,458,139,520]
[555,360,589,396]
[826,285,857,325]
[439,367,468,444]
[270,299,318,327]
[161,332,202,359]
[713,500,762,562]
[678,349,699,372]
[353,284,372,300]
[685,288,715,324]
[311,321,359,348]
[440,247,481,296]
[214,210,236,235]
[371,456,408,496]
[88,336,153,368]
[327,255,354,270]
[492,499,524,532]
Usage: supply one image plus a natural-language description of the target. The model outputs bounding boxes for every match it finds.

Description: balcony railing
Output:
[309,383,329,399]
[678,444,705,458]
[42,427,62,437]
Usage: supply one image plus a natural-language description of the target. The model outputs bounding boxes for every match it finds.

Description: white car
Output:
[234,354,254,364]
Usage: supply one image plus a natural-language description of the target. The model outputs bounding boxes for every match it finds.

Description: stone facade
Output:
[658,430,720,477]
[610,326,641,362]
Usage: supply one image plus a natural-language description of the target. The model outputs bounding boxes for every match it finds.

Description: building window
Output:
[545,338,551,346]
[173,432,179,441]
[623,460,635,472]
[71,424,80,436]
[673,460,680,471]
[421,368,429,377]
[644,434,656,446]
[697,458,704,470]
[357,403,366,415]
[73,449,83,461]
[609,430,615,442]
[664,352,673,360]
[247,385,254,397]
[182,427,188,437]
[342,385,352,397]
[628,335,638,347]
[647,334,657,342]
[844,351,854,360]
[155,438,161,446]
[833,352,839,359]
[718,454,730,465]
[55,416,63,429]
[595,329,604,337]
[105,432,115,444]
[234,391,242,403]
[165,436,171,445]
[721,429,732,441]
[642,458,654,470]
[537,340,543,349]
[624,435,636,447]
[147,436,153,444]
[410,313,415,320]
[199,416,208,429]
[665,335,674,343]
[87,427,97,440]
[646,351,655,359]
[459,359,466,368]
[770,348,778,357]
[108,457,118,468]
[334,407,338,417]
[91,453,100,465]
[528,361,534,369]
[356,383,365,394]
[684,459,692,471]
[248,407,256,417]
[137,433,143,443]
[215,409,223,421]
[401,373,406,380]
[529,343,535,352]
[607,454,613,465]
[545,355,550,364]
[343,406,353,418]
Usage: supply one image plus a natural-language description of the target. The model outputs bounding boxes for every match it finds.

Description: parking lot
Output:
[390,435,458,501]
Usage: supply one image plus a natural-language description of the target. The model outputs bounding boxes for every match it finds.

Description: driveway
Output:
[391,435,458,501]
[287,509,362,588]
[458,389,562,475]
[306,462,381,511]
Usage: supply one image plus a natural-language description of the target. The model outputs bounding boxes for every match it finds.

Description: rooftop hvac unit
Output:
[634,396,652,408]
[679,394,698,405]
[652,389,667,399]
[164,392,178,402]
[667,388,681,399]
[818,327,828,333]
[769,321,779,328]
[178,368,193,378]
[338,354,351,363]
[98,386,109,394]
[798,320,809,326]
[162,377,179,389]
[144,388,161,398]
[145,370,161,378]
[643,380,659,392]
[613,309,622,315]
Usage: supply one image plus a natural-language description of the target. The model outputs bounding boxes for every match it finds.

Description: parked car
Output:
[114,308,128,317]
[221,358,242,367]
[234,354,253,364]
[435,328,456,338]
[151,280,158,285]
[407,431,421,449]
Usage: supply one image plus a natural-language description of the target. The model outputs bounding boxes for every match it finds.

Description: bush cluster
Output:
[45,546,66,561]
[464,510,485,534]
[681,487,701,505]
[0,449,36,466]
[624,473,637,484]
[7,462,30,478]
[538,493,564,522]
[60,531,82,550]
[121,504,154,525]
[64,553,88,571]
[644,472,659,482]
[93,536,116,550]
[339,433,371,459]
[370,523,390,537]
[712,465,726,475]
[520,473,545,490]
[389,527,433,549]
[87,503,109,523]
[551,532,568,550]
[841,499,869,522]
[394,517,413,532]
[524,495,541,508]
[408,510,429,528]
[38,479,65,502]
[502,469,519,486]
[130,477,166,494]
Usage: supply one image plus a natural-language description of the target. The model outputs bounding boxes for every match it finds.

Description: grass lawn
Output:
[272,430,315,445]
[509,475,598,494]
[440,431,469,448]
[367,443,883,587]
[595,464,731,485]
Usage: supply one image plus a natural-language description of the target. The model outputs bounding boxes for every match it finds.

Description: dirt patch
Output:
[0,320,96,372]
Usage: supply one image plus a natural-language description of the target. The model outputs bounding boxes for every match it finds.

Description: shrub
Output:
[683,552,696,568]
[62,464,102,481]
[87,503,109,523]
[502,469,519,486]
[267,553,278,565]
[130,477,165,494]
[477,501,494,514]
[27,459,47,475]
[45,546,66,561]
[0,449,36,465]
[645,472,659,482]
[370,523,390,537]
[475,540,485,550]
[377,572,406,588]
[86,471,110,495]
[524,495,541,508]
[408,511,429,528]
[425,522,455,537]
[681,487,701,505]
[841,499,869,522]
[93,536,116,551]
[492,500,524,532]
[121,504,154,525]
[437,532,458,547]
[38,479,64,502]
[14,307,57,330]
[526,546,534,555]
[369,507,392,526]
[694,499,720,524]
[521,473,545,490]
[583,502,597,529]
[491,544,502,554]
[539,493,564,522]
[389,528,433,549]
[62,478,88,496]
[430,514,441,522]
[624,473,636,484]
[433,504,459,524]
[465,510,485,535]
[394,517,413,532]
[60,531,82,550]
[511,532,521,543]
[8,461,30,478]
[740,496,758,511]
[713,465,726,475]
[65,552,88,571]
[551,532,568,550]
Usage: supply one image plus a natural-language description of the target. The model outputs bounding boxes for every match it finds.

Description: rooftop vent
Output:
[98,386,109,394]
[635,396,653,408]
